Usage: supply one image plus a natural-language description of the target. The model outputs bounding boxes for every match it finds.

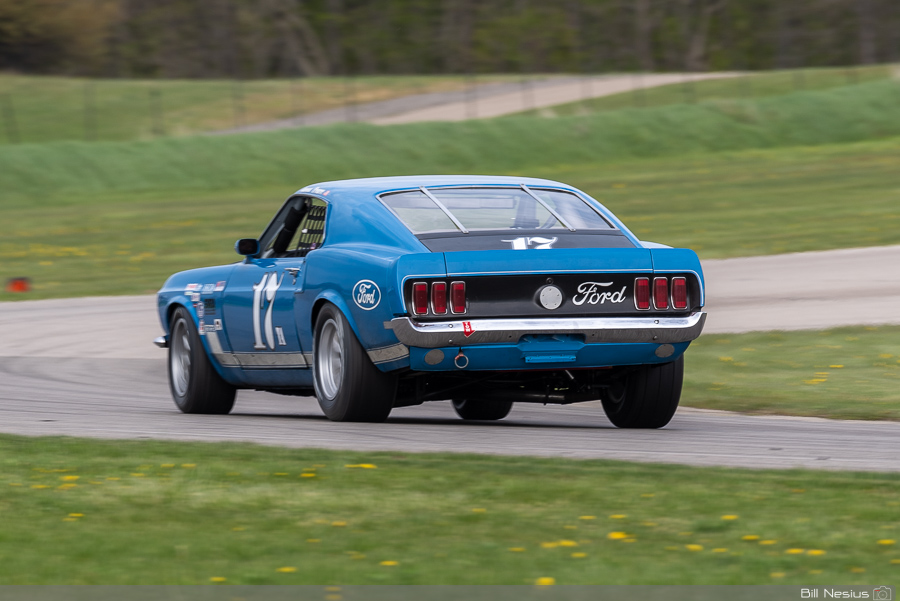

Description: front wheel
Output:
[600,356,683,429]
[168,306,236,414]
[452,398,513,421]
[313,304,396,422]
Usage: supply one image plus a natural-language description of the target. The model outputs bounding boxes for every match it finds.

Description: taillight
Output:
[653,277,668,310]
[634,278,650,310]
[431,282,447,314]
[450,281,466,314]
[412,282,428,315]
[671,277,688,310]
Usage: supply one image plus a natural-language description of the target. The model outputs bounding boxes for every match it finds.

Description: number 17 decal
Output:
[252,272,284,350]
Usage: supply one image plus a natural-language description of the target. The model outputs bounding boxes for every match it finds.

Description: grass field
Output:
[0,74,538,144]
[3,135,898,301]
[1,434,898,584]
[518,65,897,116]
[684,326,900,420]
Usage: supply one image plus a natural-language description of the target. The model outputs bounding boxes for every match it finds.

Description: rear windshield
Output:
[380,187,613,234]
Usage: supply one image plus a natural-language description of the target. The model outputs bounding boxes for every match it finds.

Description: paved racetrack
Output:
[2,245,899,471]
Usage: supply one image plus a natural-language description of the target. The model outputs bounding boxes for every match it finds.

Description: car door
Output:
[220,196,324,387]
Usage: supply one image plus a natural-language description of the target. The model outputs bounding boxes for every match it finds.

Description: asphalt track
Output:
[1,245,899,471]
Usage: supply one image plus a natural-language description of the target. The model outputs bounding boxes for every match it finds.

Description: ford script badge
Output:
[538,285,563,310]
[352,280,381,310]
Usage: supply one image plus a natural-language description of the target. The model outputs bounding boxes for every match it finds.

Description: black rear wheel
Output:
[168,306,236,414]
[313,304,396,422]
[600,356,683,429]
[452,398,513,421]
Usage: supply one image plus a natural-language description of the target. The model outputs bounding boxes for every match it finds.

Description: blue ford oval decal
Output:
[352,280,381,310]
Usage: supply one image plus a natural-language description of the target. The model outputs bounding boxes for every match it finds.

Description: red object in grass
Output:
[6,278,31,293]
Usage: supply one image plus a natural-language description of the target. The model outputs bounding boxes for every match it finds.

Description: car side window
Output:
[290,199,327,257]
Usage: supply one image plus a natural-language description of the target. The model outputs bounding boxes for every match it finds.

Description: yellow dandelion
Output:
[69,513,84,518]
[607,532,628,540]
[807,549,826,556]
[131,473,145,477]
[344,464,377,469]
[209,577,226,583]
[850,567,866,573]
[8,483,22,487]
[31,484,48,489]
[721,515,738,520]
[106,477,120,481]
[641,493,655,498]
[508,547,525,552]
[57,484,77,490]
[350,554,365,560]
[579,515,596,520]
[181,464,196,469]
[380,560,398,566]
[326,596,342,601]
[712,548,728,553]
[571,552,587,558]
[770,572,785,578]
[685,544,703,552]
[719,356,734,362]
[829,365,843,368]
[332,521,347,527]
[609,514,627,519]
[541,542,559,549]
[760,540,778,545]
[306,539,321,543]
[785,548,805,554]
[890,559,900,565]
[558,540,578,547]
[160,464,175,468]
[535,577,556,586]
[642,521,658,527]
[232,526,245,531]
[879,354,893,359]
[742,535,760,541]
[61,475,79,481]
[563,525,577,530]
[62,517,77,522]
[877,539,896,545]
[300,473,316,478]
[471,508,486,513]
[274,472,289,476]
[809,569,823,574]
[276,567,297,573]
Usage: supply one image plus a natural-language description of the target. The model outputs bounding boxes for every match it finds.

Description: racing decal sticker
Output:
[197,303,205,318]
[191,292,201,303]
[352,280,381,311]
[201,283,215,294]
[198,319,206,335]
[572,282,627,306]
[463,321,475,337]
[252,271,285,350]
[185,283,199,293]
[214,319,223,331]
[214,281,226,292]
[275,326,287,347]
[501,236,558,250]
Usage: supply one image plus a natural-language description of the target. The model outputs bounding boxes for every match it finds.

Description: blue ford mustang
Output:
[155,176,706,428]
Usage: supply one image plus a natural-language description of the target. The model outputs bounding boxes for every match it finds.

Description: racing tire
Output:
[313,304,397,422]
[451,398,513,421]
[600,356,683,429]
[168,306,236,415]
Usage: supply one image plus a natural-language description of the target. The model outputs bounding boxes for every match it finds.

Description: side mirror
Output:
[235,238,259,256]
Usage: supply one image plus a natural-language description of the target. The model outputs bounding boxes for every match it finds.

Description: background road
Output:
[2,245,898,471]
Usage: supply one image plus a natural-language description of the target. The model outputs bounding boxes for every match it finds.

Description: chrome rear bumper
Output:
[384,312,706,348]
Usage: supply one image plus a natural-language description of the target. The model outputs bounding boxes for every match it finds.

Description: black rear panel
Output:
[405,273,702,321]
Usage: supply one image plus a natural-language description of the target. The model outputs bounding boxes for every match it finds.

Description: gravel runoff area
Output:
[212,72,740,134]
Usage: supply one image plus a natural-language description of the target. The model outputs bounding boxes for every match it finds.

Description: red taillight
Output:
[672,277,688,310]
[412,282,428,315]
[634,278,650,310]
[450,281,466,314]
[431,282,447,314]
[653,277,669,310]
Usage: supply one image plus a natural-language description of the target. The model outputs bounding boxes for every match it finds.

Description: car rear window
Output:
[380,187,613,234]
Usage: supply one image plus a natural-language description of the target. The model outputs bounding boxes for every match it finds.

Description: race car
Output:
[155,176,706,428]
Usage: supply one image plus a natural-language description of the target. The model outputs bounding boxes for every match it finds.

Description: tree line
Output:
[1,0,898,78]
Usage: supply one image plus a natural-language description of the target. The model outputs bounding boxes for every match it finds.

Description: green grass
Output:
[0,74,534,144]
[1,434,898,584]
[3,136,899,301]
[684,326,900,421]
[518,65,897,117]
